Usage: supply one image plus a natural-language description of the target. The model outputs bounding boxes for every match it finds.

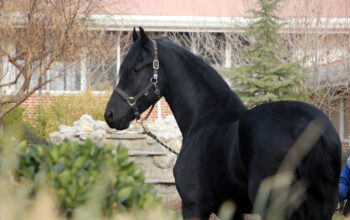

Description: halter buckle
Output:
[127,97,136,106]
[153,59,159,70]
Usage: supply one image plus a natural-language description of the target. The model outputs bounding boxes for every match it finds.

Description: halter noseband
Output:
[113,40,160,120]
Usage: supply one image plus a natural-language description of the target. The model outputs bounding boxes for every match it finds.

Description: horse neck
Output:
[158,42,247,138]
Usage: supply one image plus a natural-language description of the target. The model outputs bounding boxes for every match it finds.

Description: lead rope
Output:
[137,119,179,156]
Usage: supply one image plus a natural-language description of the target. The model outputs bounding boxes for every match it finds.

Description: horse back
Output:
[237,101,341,168]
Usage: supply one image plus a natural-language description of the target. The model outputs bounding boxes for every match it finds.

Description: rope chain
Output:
[138,120,179,156]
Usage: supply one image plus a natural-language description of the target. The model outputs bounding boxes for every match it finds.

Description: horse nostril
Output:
[106,111,113,121]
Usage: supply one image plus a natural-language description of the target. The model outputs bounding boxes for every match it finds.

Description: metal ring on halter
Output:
[127,97,136,106]
[150,77,158,84]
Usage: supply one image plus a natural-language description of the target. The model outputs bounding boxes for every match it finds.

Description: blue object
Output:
[339,157,350,201]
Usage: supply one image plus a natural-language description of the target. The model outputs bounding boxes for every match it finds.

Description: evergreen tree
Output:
[235,0,306,107]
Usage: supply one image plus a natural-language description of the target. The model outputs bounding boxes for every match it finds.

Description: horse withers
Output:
[104,27,341,220]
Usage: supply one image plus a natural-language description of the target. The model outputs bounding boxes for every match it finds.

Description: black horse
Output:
[104,28,341,220]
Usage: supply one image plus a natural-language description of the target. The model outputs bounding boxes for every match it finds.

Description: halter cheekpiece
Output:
[113,40,160,121]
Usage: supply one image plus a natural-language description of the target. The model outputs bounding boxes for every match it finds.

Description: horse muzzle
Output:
[104,110,130,130]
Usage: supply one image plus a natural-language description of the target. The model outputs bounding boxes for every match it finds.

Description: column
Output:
[80,48,87,91]
[340,98,345,140]
[191,33,197,55]
[157,99,162,120]
[116,31,121,78]
[225,34,232,68]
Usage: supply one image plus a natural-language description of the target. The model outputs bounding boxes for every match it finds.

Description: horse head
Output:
[104,27,165,130]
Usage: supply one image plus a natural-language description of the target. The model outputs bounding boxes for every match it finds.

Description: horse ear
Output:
[139,26,150,46]
[132,27,139,42]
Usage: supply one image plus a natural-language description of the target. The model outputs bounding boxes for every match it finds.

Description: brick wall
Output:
[140,98,174,121]
[21,94,55,122]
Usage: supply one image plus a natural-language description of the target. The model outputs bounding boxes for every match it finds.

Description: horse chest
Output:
[173,124,247,202]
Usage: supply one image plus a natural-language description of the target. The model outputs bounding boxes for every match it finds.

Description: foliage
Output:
[0,136,177,220]
[32,91,110,139]
[2,106,25,130]
[0,131,343,220]
[0,105,48,145]
[0,134,3,169]
[16,139,161,216]
[1,106,34,141]
[234,0,307,107]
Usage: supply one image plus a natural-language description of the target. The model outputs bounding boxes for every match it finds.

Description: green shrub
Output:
[2,105,25,128]
[17,139,161,216]
[0,106,40,144]
[1,106,26,138]
[0,133,3,169]
[32,91,110,139]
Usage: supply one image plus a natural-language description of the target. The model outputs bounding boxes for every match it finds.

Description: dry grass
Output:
[33,90,111,138]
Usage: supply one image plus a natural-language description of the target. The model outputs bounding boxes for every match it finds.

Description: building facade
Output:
[1,0,350,147]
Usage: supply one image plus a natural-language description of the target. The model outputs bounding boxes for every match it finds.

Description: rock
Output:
[79,133,90,141]
[93,120,108,130]
[91,129,106,140]
[146,136,157,145]
[152,154,176,169]
[167,139,182,152]
[73,121,80,127]
[58,125,76,133]
[127,124,143,133]
[79,114,94,124]
[76,120,93,133]
[106,127,117,133]
[146,123,159,133]
[49,132,62,144]
[54,114,183,146]
[159,131,177,142]
[164,115,177,125]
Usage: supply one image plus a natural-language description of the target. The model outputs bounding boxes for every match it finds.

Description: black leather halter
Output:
[113,40,161,120]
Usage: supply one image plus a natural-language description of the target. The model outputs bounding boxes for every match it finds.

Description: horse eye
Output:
[133,63,142,72]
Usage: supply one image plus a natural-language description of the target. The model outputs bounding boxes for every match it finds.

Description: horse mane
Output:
[158,39,247,115]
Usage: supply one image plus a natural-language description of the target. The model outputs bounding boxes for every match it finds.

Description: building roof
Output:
[90,0,350,32]
[100,0,349,18]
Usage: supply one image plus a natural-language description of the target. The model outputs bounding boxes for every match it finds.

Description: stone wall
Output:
[50,114,182,209]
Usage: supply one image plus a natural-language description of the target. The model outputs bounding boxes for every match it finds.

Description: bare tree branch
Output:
[0,0,113,120]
